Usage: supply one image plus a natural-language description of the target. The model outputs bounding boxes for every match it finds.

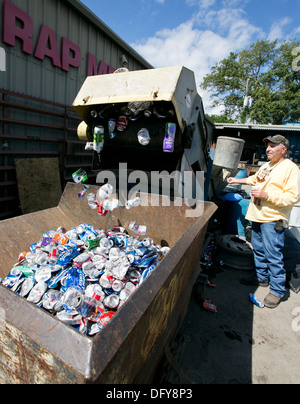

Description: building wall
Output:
[0,0,152,105]
[0,0,153,219]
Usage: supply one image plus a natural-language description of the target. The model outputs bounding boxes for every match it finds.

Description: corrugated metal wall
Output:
[0,0,152,219]
[0,0,152,105]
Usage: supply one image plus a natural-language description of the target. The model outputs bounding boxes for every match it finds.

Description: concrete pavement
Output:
[162,232,300,385]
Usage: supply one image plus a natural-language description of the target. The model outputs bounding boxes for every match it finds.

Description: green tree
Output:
[201,39,300,125]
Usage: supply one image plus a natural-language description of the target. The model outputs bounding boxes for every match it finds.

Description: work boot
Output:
[240,277,269,287]
[264,293,281,309]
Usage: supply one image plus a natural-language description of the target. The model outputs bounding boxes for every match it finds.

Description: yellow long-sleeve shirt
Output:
[245,158,300,223]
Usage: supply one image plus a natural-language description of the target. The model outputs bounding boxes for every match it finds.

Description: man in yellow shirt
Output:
[227,135,300,308]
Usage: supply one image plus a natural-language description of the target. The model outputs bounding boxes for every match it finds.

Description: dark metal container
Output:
[0,183,216,384]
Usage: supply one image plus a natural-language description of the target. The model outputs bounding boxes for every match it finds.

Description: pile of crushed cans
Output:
[1,182,170,336]
[1,223,170,336]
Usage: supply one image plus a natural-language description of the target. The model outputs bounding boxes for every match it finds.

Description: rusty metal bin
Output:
[0,183,217,384]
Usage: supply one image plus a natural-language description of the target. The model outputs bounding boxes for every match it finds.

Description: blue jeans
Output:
[251,222,286,298]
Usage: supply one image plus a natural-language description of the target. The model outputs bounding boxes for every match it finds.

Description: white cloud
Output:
[268,17,292,41]
[132,5,263,114]
[186,0,216,8]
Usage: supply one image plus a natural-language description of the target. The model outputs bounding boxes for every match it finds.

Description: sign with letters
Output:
[2,0,115,76]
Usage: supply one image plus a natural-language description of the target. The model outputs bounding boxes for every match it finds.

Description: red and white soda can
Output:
[99,273,114,289]
[99,311,115,326]
[97,203,108,217]
[49,248,59,258]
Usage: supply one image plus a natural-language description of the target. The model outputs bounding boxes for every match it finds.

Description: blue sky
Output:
[80,0,300,112]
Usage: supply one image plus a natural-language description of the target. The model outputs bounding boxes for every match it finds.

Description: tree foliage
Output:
[201,39,300,124]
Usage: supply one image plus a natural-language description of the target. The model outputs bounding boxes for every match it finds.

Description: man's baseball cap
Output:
[263,135,289,148]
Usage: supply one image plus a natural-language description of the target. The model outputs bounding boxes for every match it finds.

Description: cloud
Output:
[268,17,292,41]
[186,0,216,8]
[131,5,263,113]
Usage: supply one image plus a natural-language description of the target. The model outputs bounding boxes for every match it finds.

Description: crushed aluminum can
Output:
[42,290,63,312]
[203,300,217,313]
[109,247,121,261]
[34,251,48,266]
[97,184,114,200]
[20,276,35,297]
[105,251,130,280]
[48,268,69,289]
[97,203,108,217]
[11,277,25,293]
[160,246,171,256]
[129,221,147,236]
[49,247,59,259]
[108,118,116,139]
[52,233,69,246]
[23,251,36,264]
[62,267,85,293]
[119,282,136,301]
[112,279,126,293]
[163,123,176,153]
[85,142,94,151]
[41,236,52,247]
[93,126,104,153]
[27,282,48,304]
[99,273,114,289]
[35,266,52,283]
[137,251,158,269]
[87,193,99,210]
[102,198,120,212]
[100,238,114,249]
[73,252,92,269]
[78,293,103,319]
[72,168,88,184]
[87,322,102,336]
[84,239,100,251]
[99,311,115,326]
[249,293,265,308]
[116,116,128,132]
[128,269,141,284]
[30,243,39,253]
[85,284,105,302]
[125,197,141,210]
[2,268,22,288]
[57,247,81,267]
[57,310,82,326]
[139,263,158,285]
[103,294,120,309]
[141,238,153,248]
[17,265,35,278]
[62,287,84,311]
[78,184,90,199]
[137,128,151,146]
[18,251,30,262]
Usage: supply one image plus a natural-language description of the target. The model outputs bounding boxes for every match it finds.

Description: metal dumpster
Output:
[0,182,217,384]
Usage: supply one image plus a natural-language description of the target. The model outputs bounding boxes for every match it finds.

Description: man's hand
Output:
[251,187,269,201]
[227,177,236,184]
